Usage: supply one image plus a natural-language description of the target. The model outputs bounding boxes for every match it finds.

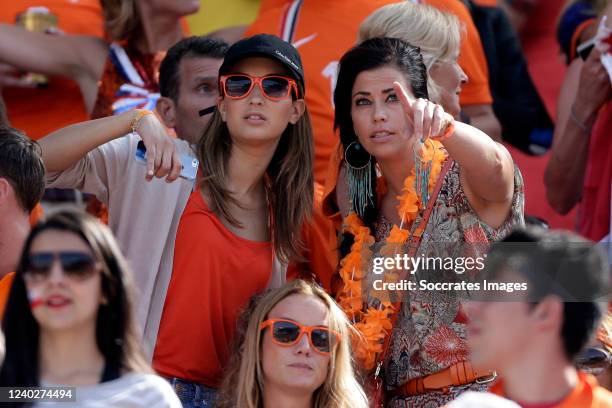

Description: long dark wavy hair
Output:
[333,37,429,227]
[0,210,149,391]
[197,68,314,264]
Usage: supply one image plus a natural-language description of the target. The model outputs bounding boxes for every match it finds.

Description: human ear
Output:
[0,178,11,207]
[532,297,564,331]
[218,97,228,122]
[156,97,177,128]
[289,99,306,125]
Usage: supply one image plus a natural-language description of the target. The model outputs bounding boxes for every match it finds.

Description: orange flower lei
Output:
[337,140,447,371]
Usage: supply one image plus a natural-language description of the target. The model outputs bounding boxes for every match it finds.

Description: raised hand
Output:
[134,112,182,182]
[392,81,454,142]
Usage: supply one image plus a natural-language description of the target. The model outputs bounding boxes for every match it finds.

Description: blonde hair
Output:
[359,2,463,103]
[218,280,368,408]
[100,0,140,41]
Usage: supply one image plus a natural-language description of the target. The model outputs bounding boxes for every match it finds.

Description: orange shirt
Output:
[424,0,493,106]
[0,272,15,320]
[29,203,43,226]
[153,190,272,387]
[245,0,399,185]
[0,1,104,139]
[490,372,612,408]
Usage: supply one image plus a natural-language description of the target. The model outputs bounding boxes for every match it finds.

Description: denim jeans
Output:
[166,377,218,408]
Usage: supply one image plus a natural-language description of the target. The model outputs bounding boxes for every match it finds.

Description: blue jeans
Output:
[166,377,217,408]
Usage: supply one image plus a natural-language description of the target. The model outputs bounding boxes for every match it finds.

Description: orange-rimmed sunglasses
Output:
[259,318,341,355]
[220,74,299,101]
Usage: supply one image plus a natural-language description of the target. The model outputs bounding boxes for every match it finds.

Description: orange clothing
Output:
[0,272,15,320]
[472,0,498,6]
[424,0,493,106]
[0,1,104,139]
[29,203,43,226]
[490,371,612,407]
[153,190,272,388]
[245,0,399,185]
[246,0,492,184]
[287,182,338,292]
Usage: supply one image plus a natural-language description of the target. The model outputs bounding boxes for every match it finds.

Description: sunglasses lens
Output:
[27,253,54,276]
[225,75,252,97]
[262,77,290,98]
[272,321,301,344]
[311,329,334,352]
[60,252,95,278]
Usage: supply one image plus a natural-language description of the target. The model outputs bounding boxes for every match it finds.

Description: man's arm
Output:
[40,110,182,182]
[545,46,611,214]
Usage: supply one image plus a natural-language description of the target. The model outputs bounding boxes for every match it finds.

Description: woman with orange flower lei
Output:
[325,37,525,407]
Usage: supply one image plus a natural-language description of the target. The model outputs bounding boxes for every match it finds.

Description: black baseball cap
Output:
[219,34,305,95]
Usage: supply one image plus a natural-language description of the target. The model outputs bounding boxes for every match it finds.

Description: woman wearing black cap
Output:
[151,34,314,406]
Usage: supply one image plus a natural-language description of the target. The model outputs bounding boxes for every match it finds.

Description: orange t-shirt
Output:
[0,272,16,320]
[490,372,612,407]
[0,1,104,139]
[423,0,493,106]
[244,0,400,185]
[153,190,272,387]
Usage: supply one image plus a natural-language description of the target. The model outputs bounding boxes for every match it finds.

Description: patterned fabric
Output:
[374,161,525,407]
[91,42,164,119]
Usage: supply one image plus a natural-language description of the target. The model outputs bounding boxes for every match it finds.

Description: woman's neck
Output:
[377,150,414,197]
[39,324,106,386]
[133,3,183,54]
[263,386,312,408]
[226,140,279,198]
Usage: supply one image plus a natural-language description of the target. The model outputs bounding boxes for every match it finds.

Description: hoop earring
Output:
[344,141,374,218]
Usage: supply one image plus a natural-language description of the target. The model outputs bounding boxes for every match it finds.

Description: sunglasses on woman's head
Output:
[25,251,97,280]
[220,74,298,101]
[259,318,341,355]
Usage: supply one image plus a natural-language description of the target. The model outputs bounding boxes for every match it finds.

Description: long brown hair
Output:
[1,210,150,389]
[197,88,314,264]
[217,280,368,408]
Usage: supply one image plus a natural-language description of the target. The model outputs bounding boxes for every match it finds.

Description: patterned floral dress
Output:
[374,161,525,407]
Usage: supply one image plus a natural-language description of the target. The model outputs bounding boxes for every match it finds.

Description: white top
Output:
[46,133,195,359]
[446,391,520,408]
[35,372,181,407]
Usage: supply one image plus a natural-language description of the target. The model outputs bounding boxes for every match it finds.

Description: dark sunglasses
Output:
[259,318,341,355]
[220,74,298,101]
[576,347,612,376]
[25,251,97,280]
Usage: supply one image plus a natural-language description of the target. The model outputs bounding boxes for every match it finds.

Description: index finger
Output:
[145,144,156,181]
[393,81,415,125]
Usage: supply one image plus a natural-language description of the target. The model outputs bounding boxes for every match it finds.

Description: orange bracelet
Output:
[434,121,455,142]
[130,109,154,135]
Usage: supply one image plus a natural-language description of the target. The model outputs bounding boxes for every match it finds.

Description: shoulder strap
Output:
[376,157,454,369]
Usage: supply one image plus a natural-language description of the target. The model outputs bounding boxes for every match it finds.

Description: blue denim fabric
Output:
[166,377,218,408]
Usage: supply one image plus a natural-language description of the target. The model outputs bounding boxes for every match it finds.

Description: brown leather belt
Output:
[392,361,497,397]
